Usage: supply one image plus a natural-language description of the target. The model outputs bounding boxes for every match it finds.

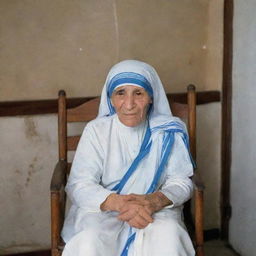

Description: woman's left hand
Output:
[118,201,153,229]
[129,192,172,213]
[118,192,172,229]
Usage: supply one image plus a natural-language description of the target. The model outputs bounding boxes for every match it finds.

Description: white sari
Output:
[61,60,195,256]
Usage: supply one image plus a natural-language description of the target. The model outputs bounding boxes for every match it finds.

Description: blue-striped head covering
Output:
[106,72,153,115]
[98,60,173,122]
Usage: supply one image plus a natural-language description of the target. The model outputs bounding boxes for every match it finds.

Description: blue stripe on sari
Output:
[117,124,194,256]
[114,123,194,256]
[120,231,136,256]
[111,125,152,193]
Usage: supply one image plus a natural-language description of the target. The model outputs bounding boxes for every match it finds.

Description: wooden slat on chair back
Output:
[58,91,100,175]
[170,102,188,119]
[66,97,100,152]
[67,97,100,122]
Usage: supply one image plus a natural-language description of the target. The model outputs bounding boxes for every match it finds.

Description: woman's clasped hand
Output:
[101,192,171,229]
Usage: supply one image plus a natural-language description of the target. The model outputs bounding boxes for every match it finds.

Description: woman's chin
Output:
[122,121,140,127]
[119,117,143,127]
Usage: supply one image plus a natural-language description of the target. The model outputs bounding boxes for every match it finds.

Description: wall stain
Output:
[25,157,38,187]
[15,183,23,199]
[24,117,39,139]
[15,169,21,175]
[188,56,193,65]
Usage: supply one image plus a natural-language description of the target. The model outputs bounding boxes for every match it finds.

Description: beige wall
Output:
[197,103,221,229]
[0,115,58,254]
[0,0,223,253]
[205,0,223,91]
[0,0,222,101]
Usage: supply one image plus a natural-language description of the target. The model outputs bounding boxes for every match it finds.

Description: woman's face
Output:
[111,85,152,127]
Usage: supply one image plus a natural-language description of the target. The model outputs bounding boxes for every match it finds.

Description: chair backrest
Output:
[58,92,99,172]
[169,84,196,161]
[57,85,196,173]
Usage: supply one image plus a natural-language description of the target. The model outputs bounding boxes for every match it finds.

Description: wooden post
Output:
[58,90,67,161]
[187,84,196,161]
[51,192,61,256]
[195,190,204,256]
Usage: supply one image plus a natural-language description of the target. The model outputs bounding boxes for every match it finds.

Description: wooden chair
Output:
[50,84,205,256]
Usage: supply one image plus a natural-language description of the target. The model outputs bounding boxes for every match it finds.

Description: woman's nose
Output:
[124,95,135,110]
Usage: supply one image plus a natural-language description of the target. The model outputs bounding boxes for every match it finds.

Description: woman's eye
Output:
[115,90,125,96]
[135,91,142,96]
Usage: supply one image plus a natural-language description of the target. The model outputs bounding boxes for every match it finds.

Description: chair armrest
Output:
[192,172,205,191]
[50,160,67,192]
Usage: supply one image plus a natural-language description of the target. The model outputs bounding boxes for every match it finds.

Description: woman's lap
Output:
[62,209,195,256]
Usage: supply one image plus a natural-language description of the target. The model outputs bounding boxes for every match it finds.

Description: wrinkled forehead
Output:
[107,72,153,98]
[113,84,146,91]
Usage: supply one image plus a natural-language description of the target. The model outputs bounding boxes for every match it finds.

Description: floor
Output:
[2,240,240,255]
[204,240,240,256]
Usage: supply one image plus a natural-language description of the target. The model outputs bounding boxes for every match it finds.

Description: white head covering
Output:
[96,60,192,194]
[98,60,180,128]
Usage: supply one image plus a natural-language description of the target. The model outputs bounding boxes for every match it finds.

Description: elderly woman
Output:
[61,60,195,256]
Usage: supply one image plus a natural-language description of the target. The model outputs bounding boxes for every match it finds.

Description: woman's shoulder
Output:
[150,116,187,133]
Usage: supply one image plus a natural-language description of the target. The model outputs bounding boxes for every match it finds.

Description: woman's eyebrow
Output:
[134,88,145,92]
[114,88,125,93]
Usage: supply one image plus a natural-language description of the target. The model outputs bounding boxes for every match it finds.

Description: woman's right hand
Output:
[118,201,154,229]
[100,193,155,229]
[100,193,135,212]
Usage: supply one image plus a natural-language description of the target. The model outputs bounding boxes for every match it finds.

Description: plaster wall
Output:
[0,102,221,253]
[230,1,256,255]
[0,115,58,254]
[0,0,221,101]
[205,0,223,91]
[197,103,221,229]
[0,0,223,253]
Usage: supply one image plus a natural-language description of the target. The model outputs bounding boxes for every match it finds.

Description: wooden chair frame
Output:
[50,85,204,256]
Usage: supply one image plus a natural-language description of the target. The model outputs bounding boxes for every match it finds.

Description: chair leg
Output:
[51,248,62,256]
[195,189,204,256]
[196,246,204,256]
[51,192,61,256]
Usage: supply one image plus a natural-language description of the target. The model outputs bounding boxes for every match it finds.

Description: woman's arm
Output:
[159,133,194,208]
[66,123,113,211]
